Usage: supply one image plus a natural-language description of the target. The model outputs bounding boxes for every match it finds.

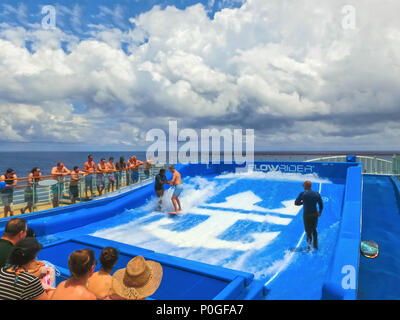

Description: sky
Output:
[0,0,399,152]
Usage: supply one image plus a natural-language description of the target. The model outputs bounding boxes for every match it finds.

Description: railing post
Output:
[393,155,400,175]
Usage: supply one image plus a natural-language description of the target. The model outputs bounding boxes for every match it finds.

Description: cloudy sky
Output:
[0,0,399,151]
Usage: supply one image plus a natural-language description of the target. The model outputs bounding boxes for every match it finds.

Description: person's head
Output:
[57,162,64,169]
[303,181,312,190]
[119,157,124,163]
[110,255,162,300]
[26,227,36,238]
[30,167,40,175]
[73,166,80,172]
[100,158,106,164]
[132,156,136,161]
[5,168,14,177]
[168,165,175,173]
[7,237,43,267]
[109,157,114,163]
[68,249,97,280]
[159,169,165,176]
[99,247,119,272]
[3,218,27,243]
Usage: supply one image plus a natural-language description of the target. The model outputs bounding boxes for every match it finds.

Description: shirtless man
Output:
[50,249,97,300]
[128,156,144,184]
[0,169,17,217]
[168,166,183,215]
[83,155,96,199]
[21,167,42,214]
[96,158,107,196]
[106,157,116,192]
[144,158,153,179]
[51,162,70,208]
[69,166,85,204]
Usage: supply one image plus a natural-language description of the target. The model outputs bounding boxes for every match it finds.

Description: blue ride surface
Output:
[0,161,362,300]
[358,175,400,299]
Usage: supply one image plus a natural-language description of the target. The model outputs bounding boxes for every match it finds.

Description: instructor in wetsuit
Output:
[295,180,323,251]
[154,169,168,211]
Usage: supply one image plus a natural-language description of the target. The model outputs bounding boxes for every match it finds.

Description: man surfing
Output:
[168,166,183,215]
[295,180,323,251]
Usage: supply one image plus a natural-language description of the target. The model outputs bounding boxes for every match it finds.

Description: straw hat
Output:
[111,256,162,300]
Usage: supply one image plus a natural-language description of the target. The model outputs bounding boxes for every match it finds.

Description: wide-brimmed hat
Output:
[111,255,162,300]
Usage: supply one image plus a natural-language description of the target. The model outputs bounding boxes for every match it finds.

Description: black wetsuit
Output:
[295,190,323,249]
[155,174,167,191]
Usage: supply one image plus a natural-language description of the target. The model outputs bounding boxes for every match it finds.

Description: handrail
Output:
[0,167,150,182]
[0,163,168,218]
[306,155,395,175]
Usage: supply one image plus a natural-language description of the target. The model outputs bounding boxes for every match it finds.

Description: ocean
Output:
[0,151,396,178]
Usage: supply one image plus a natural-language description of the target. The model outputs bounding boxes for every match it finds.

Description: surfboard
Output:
[38,179,58,187]
[360,240,379,258]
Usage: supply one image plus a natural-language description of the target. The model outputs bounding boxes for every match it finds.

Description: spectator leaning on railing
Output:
[21,167,42,214]
[84,155,96,199]
[0,169,18,218]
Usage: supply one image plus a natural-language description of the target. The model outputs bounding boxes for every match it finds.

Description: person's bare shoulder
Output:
[82,288,97,300]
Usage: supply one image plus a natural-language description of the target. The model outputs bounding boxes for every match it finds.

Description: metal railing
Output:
[306,155,397,175]
[0,164,168,219]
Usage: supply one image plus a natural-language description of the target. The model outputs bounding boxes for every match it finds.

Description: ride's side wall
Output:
[0,182,156,236]
[321,165,362,300]
[176,161,358,183]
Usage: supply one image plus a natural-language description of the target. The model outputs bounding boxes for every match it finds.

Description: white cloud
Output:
[0,0,400,150]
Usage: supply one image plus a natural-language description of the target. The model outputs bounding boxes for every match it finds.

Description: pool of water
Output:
[37,170,346,299]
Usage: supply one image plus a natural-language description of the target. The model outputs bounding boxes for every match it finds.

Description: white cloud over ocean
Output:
[0,0,399,150]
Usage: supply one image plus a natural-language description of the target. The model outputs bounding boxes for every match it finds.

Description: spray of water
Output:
[217,169,332,184]
[92,170,334,281]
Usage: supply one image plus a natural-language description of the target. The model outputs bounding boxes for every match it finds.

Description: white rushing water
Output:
[92,170,332,278]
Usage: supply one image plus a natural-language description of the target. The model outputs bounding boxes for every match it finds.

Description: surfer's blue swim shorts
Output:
[173,184,183,197]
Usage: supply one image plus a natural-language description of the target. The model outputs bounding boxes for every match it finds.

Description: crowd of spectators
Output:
[0,218,163,300]
[0,155,154,215]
